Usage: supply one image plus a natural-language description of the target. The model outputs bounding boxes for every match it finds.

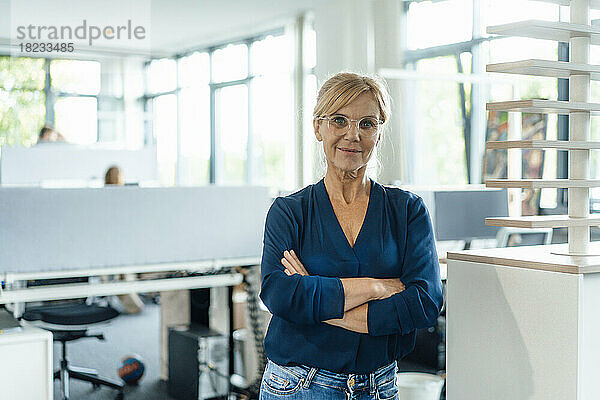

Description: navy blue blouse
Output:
[259,178,443,374]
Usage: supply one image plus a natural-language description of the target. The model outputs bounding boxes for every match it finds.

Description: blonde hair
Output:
[313,72,391,125]
[105,165,124,186]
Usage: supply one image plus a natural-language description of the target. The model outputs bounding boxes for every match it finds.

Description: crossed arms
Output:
[281,249,404,333]
[259,197,443,336]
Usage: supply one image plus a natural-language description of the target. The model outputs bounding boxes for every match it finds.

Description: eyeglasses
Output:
[316,115,383,138]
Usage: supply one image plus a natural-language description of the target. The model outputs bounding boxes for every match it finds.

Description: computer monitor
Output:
[406,187,508,243]
[432,189,508,242]
[496,227,553,248]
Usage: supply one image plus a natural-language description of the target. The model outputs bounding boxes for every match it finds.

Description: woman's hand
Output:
[281,249,405,304]
[371,278,405,300]
[281,250,309,276]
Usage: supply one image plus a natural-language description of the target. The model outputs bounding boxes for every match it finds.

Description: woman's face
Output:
[314,92,381,174]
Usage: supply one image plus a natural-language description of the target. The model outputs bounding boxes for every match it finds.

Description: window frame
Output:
[0,54,110,145]
[401,0,567,213]
[144,27,301,187]
[0,56,46,146]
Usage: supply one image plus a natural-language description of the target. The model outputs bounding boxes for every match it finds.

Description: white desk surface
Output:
[447,243,600,274]
[0,325,51,342]
[439,262,447,281]
[0,273,244,304]
[0,325,53,400]
[0,257,260,304]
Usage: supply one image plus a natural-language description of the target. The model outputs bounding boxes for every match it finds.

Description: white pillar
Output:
[374,0,405,184]
[568,0,591,254]
[312,0,375,181]
[470,0,486,185]
[507,114,523,216]
[313,0,408,185]
[313,0,375,81]
[294,16,305,188]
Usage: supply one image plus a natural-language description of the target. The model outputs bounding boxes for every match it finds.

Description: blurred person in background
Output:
[105,165,125,185]
[37,126,66,143]
[104,165,145,314]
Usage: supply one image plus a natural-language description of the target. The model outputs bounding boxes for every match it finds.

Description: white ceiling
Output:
[0,0,318,57]
[149,0,317,53]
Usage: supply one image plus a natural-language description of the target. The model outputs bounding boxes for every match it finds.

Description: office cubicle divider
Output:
[0,185,271,274]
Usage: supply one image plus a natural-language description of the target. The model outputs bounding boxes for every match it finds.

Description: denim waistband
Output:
[266,359,397,395]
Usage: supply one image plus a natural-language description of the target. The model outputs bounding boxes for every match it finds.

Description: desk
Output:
[0,257,260,304]
[0,326,53,400]
[438,259,447,281]
[0,257,260,392]
[446,244,600,400]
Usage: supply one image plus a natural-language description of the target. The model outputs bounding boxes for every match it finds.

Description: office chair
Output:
[22,302,125,400]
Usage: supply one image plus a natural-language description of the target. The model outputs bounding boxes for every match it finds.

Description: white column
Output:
[313,0,375,81]
[507,109,523,216]
[470,0,486,184]
[569,0,591,254]
[294,16,305,188]
[374,0,405,184]
[314,0,408,185]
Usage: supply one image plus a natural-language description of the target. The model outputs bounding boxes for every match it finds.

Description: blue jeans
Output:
[259,359,399,400]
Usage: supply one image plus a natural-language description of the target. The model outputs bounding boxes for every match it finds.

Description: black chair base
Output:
[21,304,124,399]
[54,360,124,400]
[53,333,125,400]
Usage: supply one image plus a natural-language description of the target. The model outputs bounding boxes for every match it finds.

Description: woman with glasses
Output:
[259,72,443,400]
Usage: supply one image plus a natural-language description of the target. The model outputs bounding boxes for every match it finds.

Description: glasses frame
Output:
[316,114,384,138]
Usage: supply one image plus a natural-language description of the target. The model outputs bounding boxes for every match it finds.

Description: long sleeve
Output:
[367,196,443,336]
[259,197,345,325]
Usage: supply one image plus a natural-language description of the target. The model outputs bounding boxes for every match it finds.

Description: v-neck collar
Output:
[316,177,378,253]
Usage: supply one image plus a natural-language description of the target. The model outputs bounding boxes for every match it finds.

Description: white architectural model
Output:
[485,0,599,255]
[447,1,600,399]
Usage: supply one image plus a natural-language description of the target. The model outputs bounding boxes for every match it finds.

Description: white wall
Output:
[312,0,406,185]
[0,0,320,55]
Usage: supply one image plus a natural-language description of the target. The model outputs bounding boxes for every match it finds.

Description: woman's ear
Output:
[313,119,323,142]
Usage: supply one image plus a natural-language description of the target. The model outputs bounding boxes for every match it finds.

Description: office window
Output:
[49,59,101,144]
[406,0,472,50]
[251,75,294,187]
[145,30,298,190]
[0,56,45,90]
[145,58,178,185]
[50,60,101,95]
[215,84,248,185]
[54,97,98,145]
[179,52,210,185]
[211,44,248,83]
[179,87,210,185]
[1,56,144,161]
[179,52,209,87]
[153,94,177,185]
[251,34,292,75]
[482,0,558,27]
[146,58,177,94]
[414,56,468,185]
[250,34,295,188]
[402,0,562,214]
[0,57,46,147]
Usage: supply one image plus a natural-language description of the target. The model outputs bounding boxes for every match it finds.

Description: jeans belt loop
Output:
[369,372,376,395]
[303,367,318,389]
